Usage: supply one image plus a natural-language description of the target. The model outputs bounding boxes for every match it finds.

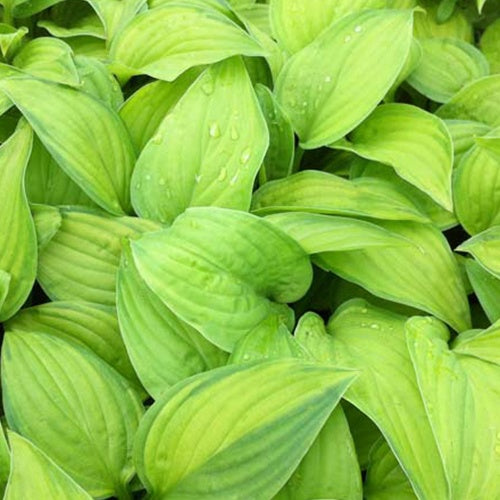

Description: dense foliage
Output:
[0,0,499,498]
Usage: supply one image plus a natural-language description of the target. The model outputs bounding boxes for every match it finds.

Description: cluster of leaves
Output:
[0,0,499,498]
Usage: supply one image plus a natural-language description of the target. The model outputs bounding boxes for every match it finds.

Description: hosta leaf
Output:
[315,221,470,332]
[323,300,449,499]
[117,241,227,399]
[406,316,500,499]
[119,69,200,153]
[109,3,265,81]
[255,83,294,182]
[364,439,417,500]
[25,136,97,208]
[75,55,123,110]
[6,300,140,388]
[235,3,271,36]
[131,58,268,224]
[66,36,106,59]
[465,258,500,323]
[436,75,500,127]
[11,0,64,17]
[454,132,500,235]
[457,226,500,278]
[265,212,409,254]
[0,119,36,322]
[444,119,491,165]
[0,24,28,60]
[13,37,80,86]
[131,207,312,351]
[134,360,356,498]
[481,18,500,74]
[452,321,500,366]
[332,103,453,210]
[229,316,305,364]
[269,0,386,54]
[2,331,143,498]
[0,423,9,495]
[252,171,427,221]
[35,206,160,305]
[0,77,136,215]
[407,38,489,103]
[5,433,92,500]
[276,9,414,149]
[275,407,362,500]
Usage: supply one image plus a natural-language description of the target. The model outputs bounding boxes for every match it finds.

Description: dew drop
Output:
[201,81,214,95]
[302,101,308,107]
[218,167,227,181]
[209,122,220,138]
[243,354,250,361]
[195,174,202,183]
[370,323,380,330]
[324,75,332,83]
[240,148,251,165]
[230,172,239,185]
[360,307,368,314]
[159,178,166,186]
[145,174,151,181]
[135,183,141,189]
[230,125,239,140]
[151,133,162,145]
[344,35,352,43]
[354,25,362,33]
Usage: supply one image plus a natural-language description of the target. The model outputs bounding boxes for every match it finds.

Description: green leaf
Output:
[480,18,500,74]
[452,321,500,366]
[315,221,471,332]
[332,103,453,210]
[131,207,312,351]
[235,3,271,36]
[0,119,36,322]
[436,75,500,127]
[109,3,265,81]
[407,38,489,103]
[35,206,161,305]
[255,83,294,182]
[5,433,92,500]
[11,0,64,17]
[457,226,500,278]
[275,9,414,149]
[0,77,136,215]
[117,241,227,399]
[119,69,200,153]
[444,119,491,165]
[364,439,417,500]
[65,36,107,59]
[275,407,362,500]
[13,37,80,86]
[252,171,427,221]
[2,331,144,498]
[134,359,357,498]
[269,0,386,54]
[264,212,410,254]
[465,258,500,323]
[0,24,28,60]
[406,316,500,499]
[324,300,449,499]
[6,300,141,389]
[0,423,10,496]
[131,57,268,224]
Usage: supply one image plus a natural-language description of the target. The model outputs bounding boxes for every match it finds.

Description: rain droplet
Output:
[370,323,380,330]
[230,125,239,140]
[360,307,368,314]
[324,75,332,83]
[201,81,214,95]
[218,167,227,181]
[159,178,166,186]
[240,148,251,165]
[302,101,308,107]
[243,354,250,361]
[230,172,239,185]
[135,183,141,189]
[344,35,352,43]
[151,133,162,145]
[195,174,202,183]
[354,25,362,33]
[209,122,220,138]
[145,174,151,181]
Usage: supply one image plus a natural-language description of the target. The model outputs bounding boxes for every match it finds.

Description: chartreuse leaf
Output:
[276,9,414,149]
[132,58,268,224]
[454,131,500,235]
[275,407,362,500]
[109,3,265,82]
[321,300,449,499]
[234,3,271,36]
[436,75,500,127]
[117,241,227,399]
[316,221,471,332]
[131,207,312,351]
[13,37,80,86]
[481,18,500,74]
[332,103,453,210]
[364,439,416,500]
[265,212,409,254]
[134,360,357,498]
[406,316,500,499]
[5,433,92,500]
[34,206,161,305]
[269,0,386,54]
[465,258,500,322]
[0,77,135,215]
[0,120,36,322]
[0,423,9,495]
[2,331,144,498]
[229,316,305,364]
[457,226,500,278]
[444,119,491,165]
[452,320,500,365]
[407,38,489,103]
[255,84,294,182]
[6,300,140,389]
[119,69,200,153]
[0,24,28,60]
[252,171,427,221]
[66,36,107,59]
[25,136,97,208]
[11,0,64,18]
